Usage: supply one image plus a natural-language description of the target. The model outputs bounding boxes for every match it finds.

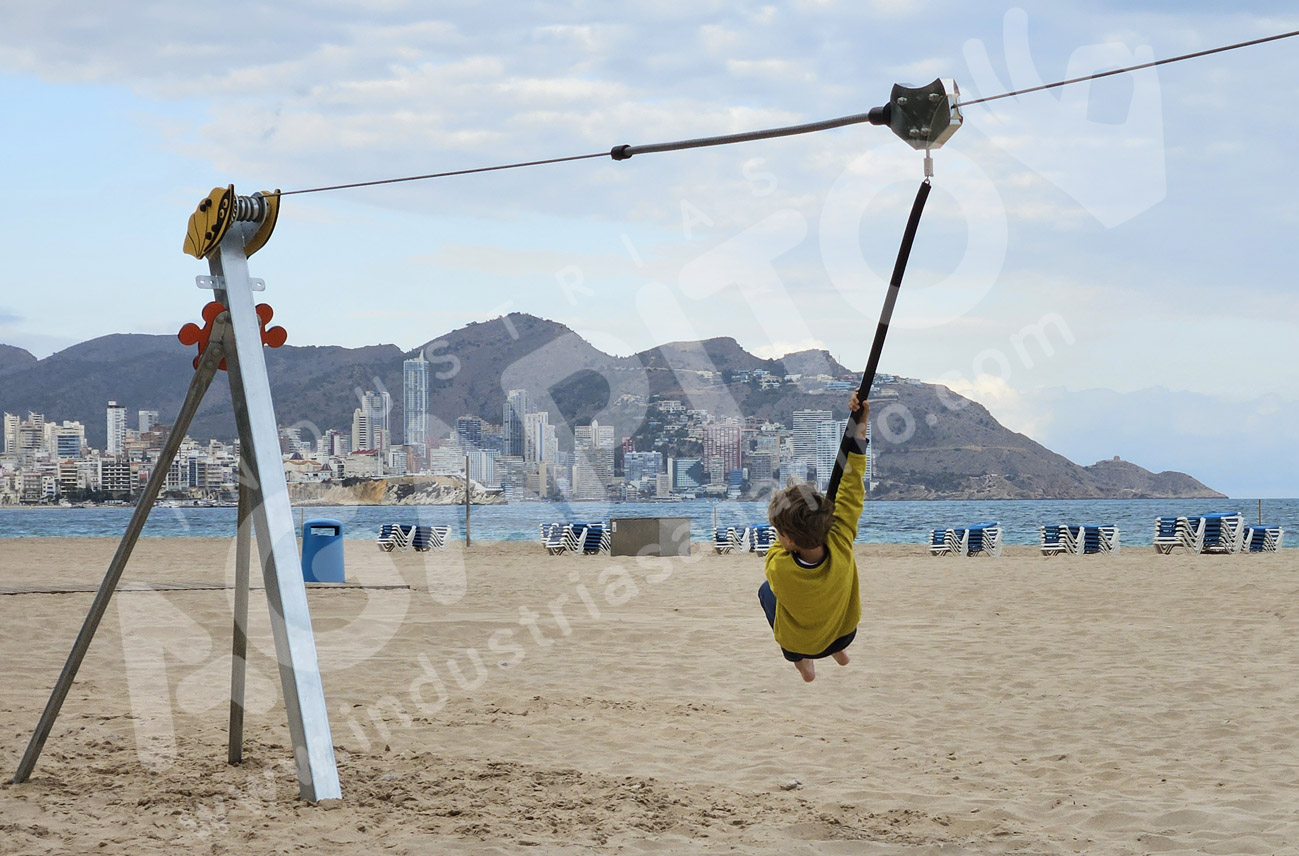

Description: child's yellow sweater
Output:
[763,449,866,655]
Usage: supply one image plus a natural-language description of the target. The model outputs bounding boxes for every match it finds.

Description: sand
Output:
[1,537,1297,854]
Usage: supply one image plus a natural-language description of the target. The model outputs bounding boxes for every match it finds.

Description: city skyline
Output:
[1,375,869,505]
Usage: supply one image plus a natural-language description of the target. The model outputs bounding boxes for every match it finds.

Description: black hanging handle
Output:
[824,178,932,502]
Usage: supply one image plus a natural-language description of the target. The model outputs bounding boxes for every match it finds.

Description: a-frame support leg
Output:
[212,224,339,802]
[227,472,253,765]
[12,319,231,784]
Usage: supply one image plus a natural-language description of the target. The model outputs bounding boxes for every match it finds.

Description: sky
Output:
[1,1,1297,496]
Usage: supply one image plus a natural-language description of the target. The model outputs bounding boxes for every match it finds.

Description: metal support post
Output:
[13,320,229,784]
[228,473,253,765]
[211,222,340,802]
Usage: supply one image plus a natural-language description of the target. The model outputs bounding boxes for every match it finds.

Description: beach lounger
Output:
[748,524,775,556]
[411,525,433,552]
[412,525,449,551]
[1095,525,1120,554]
[377,523,401,552]
[1040,525,1071,556]
[1199,512,1244,554]
[562,523,587,554]
[713,526,738,554]
[377,523,413,552]
[1154,516,1204,554]
[1181,517,1206,554]
[541,523,567,555]
[1153,517,1182,554]
[1072,525,1118,554]
[965,522,1002,557]
[1243,525,1284,553]
[928,528,957,556]
[580,523,610,554]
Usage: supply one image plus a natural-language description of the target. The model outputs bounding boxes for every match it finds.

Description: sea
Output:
[1,498,1295,547]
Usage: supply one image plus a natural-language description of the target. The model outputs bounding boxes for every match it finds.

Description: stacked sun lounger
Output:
[377,523,410,552]
[1040,524,1120,556]
[409,525,449,552]
[540,522,611,555]
[1153,512,1247,554]
[711,525,778,555]
[745,524,776,556]
[929,522,1002,557]
[1242,525,1284,552]
[378,524,448,552]
[540,523,567,555]
[713,526,742,554]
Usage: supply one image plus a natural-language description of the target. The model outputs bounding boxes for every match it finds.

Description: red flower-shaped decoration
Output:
[178,301,287,371]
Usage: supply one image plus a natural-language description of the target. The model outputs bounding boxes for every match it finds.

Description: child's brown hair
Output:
[767,482,836,550]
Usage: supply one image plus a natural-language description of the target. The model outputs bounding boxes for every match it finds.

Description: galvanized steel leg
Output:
[212,224,340,802]
[228,474,253,765]
[12,325,228,784]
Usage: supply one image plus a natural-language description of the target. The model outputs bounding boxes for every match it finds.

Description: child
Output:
[758,392,869,682]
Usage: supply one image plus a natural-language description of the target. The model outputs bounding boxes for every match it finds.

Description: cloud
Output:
[751,338,829,358]
[936,372,1054,438]
[0,311,23,325]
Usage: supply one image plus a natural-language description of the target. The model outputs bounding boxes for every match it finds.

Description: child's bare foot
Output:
[794,659,816,682]
[832,650,850,666]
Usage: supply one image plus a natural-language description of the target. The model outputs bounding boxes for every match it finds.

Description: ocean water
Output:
[1,498,1295,547]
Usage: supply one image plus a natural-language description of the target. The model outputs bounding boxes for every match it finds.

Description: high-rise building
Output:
[865,419,873,485]
[402,355,429,449]
[15,413,46,465]
[319,429,349,458]
[669,457,705,491]
[106,401,128,456]
[455,415,484,449]
[792,409,832,462]
[815,419,847,491]
[624,451,663,490]
[138,410,159,434]
[47,421,86,461]
[350,412,373,453]
[524,411,557,463]
[3,412,20,455]
[465,448,498,486]
[791,409,831,483]
[703,424,742,479]
[572,418,614,499]
[352,391,391,454]
[502,389,528,458]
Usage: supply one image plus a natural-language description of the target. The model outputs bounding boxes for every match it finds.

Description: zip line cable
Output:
[958,26,1299,107]
[273,27,1299,198]
[274,152,609,197]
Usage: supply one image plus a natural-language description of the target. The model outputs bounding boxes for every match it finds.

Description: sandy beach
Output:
[1,537,1297,854]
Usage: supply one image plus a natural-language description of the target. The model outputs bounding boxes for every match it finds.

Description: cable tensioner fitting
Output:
[183,185,281,260]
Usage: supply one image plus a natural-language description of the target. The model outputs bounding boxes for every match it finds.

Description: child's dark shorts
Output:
[758,581,857,663]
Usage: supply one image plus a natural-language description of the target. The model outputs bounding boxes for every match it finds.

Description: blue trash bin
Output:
[302,518,345,583]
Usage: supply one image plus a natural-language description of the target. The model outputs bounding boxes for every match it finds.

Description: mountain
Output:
[855,382,1223,500]
[0,314,1223,499]
[0,344,37,378]
[0,333,405,448]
